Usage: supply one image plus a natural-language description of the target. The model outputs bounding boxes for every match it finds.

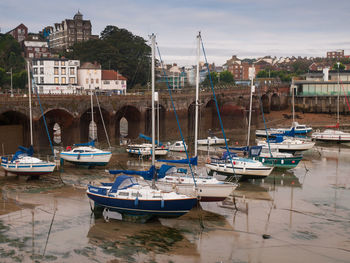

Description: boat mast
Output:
[194,32,200,157]
[337,62,340,127]
[292,77,295,125]
[151,33,156,171]
[27,61,33,146]
[247,66,255,146]
[90,72,95,141]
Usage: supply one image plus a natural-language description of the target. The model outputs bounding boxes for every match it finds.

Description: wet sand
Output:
[0,144,349,262]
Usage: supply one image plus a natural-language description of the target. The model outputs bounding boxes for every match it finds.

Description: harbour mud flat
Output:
[0,146,349,262]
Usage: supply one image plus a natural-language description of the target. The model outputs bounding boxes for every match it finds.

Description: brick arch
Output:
[115,105,142,139]
[36,108,75,148]
[0,110,30,153]
[80,106,110,143]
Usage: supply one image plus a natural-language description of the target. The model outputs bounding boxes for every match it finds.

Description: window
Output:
[61,61,65,66]
[33,60,37,65]
[39,86,43,94]
[54,67,59,75]
[86,78,89,84]
[40,77,44,84]
[61,77,66,84]
[96,79,99,84]
[69,77,75,84]
[40,60,44,65]
[118,192,129,197]
[54,61,59,66]
[69,67,75,75]
[104,80,110,84]
[33,68,38,74]
[61,67,66,75]
[40,68,44,74]
[54,77,59,84]
[35,77,38,83]
[90,78,94,84]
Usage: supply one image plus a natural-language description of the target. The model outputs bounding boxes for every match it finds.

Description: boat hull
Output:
[1,162,56,176]
[87,190,197,218]
[205,163,273,180]
[255,156,303,169]
[60,152,112,166]
[156,182,236,202]
[312,134,350,142]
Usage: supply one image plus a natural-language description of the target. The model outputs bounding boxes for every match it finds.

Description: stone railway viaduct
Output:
[0,86,289,153]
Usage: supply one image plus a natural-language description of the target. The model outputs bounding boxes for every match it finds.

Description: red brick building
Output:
[327,50,344,59]
[7,23,28,42]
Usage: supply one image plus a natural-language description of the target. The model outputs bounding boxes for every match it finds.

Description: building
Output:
[327,50,345,59]
[43,11,97,51]
[77,62,102,94]
[101,70,127,94]
[224,55,251,80]
[23,35,51,59]
[32,58,80,94]
[292,70,350,96]
[6,23,28,42]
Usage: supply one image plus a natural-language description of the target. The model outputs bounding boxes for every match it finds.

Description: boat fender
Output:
[172,183,176,190]
[77,153,80,160]
[134,196,139,206]
[161,199,165,208]
[281,159,284,164]
[66,146,72,151]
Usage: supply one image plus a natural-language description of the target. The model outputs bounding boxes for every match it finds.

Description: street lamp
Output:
[6,68,13,97]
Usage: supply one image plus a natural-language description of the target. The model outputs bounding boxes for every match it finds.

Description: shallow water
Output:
[0,144,349,262]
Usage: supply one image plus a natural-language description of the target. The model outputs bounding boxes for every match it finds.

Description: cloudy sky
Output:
[1,0,350,66]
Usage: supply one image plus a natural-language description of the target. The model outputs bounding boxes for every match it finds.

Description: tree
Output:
[203,72,218,85]
[219,70,234,83]
[65,25,151,88]
[332,62,345,70]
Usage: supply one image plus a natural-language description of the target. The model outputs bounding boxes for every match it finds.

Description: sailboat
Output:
[236,69,303,169]
[1,61,56,176]
[86,34,197,219]
[60,80,112,166]
[126,133,168,157]
[312,64,350,142]
[256,79,312,137]
[205,66,273,180]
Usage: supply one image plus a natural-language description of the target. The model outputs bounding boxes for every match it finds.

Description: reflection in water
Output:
[87,217,199,262]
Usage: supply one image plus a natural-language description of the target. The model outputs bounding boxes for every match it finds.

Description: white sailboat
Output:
[1,61,56,176]
[206,66,274,180]
[87,34,197,220]
[312,64,350,142]
[60,78,112,167]
[153,32,237,201]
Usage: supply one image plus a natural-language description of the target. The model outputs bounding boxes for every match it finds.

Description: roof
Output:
[80,62,101,69]
[101,70,127,80]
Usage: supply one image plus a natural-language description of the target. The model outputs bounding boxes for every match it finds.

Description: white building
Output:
[101,70,127,94]
[77,62,102,94]
[32,58,80,94]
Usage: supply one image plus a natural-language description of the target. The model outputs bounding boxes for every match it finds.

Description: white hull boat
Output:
[205,157,273,180]
[155,171,236,202]
[126,143,168,156]
[197,136,228,145]
[256,138,315,152]
[168,141,187,152]
[1,155,55,176]
[311,129,350,142]
[60,146,112,166]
